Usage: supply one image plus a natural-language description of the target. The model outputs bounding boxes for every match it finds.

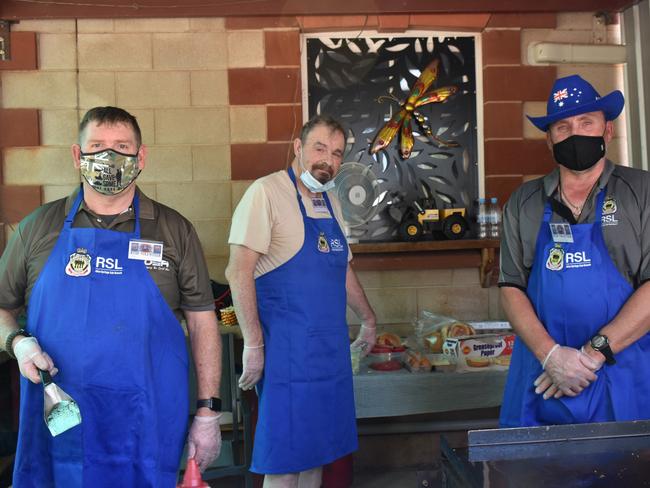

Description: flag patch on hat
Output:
[553,88,568,103]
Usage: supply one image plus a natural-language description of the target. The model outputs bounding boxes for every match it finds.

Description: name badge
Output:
[311,197,330,214]
[128,239,164,262]
[549,222,573,243]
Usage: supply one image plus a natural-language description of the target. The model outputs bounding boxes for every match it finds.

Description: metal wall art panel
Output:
[306,35,479,242]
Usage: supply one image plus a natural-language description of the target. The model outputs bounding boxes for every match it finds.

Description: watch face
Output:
[592,335,607,349]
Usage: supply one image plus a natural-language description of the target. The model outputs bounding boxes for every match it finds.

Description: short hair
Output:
[79,106,142,147]
[300,114,346,144]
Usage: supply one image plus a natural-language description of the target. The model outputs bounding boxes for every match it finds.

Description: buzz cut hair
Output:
[79,106,142,147]
[300,114,346,144]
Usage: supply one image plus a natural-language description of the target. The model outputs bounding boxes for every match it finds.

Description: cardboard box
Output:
[442,333,515,372]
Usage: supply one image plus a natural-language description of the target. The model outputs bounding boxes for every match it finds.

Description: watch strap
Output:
[591,335,616,366]
[196,397,222,412]
[5,329,31,359]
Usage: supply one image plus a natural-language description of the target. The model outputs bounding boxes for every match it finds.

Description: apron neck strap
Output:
[287,167,336,218]
[64,187,85,227]
[288,167,308,218]
[64,186,141,236]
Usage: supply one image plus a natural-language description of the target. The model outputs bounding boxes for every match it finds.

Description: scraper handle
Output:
[38,368,53,386]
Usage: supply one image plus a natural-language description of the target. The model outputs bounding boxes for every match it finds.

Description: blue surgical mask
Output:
[300,170,336,193]
[298,149,336,193]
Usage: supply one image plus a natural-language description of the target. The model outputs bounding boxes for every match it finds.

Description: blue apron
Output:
[14,189,189,487]
[500,190,650,427]
[250,168,357,474]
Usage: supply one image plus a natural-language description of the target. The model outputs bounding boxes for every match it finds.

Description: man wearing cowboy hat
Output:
[499,75,650,427]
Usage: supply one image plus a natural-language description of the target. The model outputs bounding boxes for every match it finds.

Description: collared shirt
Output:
[499,160,650,289]
[0,186,214,321]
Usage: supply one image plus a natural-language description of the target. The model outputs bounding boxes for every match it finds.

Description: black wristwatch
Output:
[590,334,616,366]
[5,329,31,359]
[196,397,222,412]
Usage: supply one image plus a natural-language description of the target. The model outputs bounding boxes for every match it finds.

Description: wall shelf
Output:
[350,239,500,288]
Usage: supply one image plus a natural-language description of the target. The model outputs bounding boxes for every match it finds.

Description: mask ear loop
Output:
[298,145,309,174]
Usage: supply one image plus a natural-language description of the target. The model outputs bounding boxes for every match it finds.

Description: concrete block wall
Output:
[1,12,625,326]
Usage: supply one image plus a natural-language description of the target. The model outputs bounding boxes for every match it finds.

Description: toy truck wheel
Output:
[442,214,468,240]
[399,220,423,241]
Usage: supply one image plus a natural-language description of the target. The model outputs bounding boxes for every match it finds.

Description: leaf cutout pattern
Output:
[417,162,438,170]
[306,35,478,241]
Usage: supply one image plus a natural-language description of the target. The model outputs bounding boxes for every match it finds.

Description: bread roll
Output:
[448,323,475,337]
[377,332,402,347]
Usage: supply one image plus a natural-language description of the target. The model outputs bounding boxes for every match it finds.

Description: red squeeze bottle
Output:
[177,458,209,488]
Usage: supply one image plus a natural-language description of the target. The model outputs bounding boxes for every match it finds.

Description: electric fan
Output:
[333,162,380,242]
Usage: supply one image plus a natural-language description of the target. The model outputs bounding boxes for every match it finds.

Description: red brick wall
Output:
[482,16,558,205]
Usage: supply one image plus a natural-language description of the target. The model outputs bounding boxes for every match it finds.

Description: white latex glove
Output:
[187,414,222,472]
[238,345,264,391]
[535,345,599,398]
[13,337,58,383]
[350,325,376,357]
[535,347,604,400]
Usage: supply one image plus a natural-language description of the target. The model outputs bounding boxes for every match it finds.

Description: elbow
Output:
[224,262,236,285]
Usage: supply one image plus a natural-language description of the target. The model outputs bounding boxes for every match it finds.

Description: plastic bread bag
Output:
[410,310,476,354]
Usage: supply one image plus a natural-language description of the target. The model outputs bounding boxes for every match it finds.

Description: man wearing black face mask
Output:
[0,106,223,486]
[499,75,650,427]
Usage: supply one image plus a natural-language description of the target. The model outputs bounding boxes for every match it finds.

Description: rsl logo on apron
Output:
[317,232,330,253]
[601,196,619,227]
[65,248,91,277]
[602,196,617,214]
[546,246,564,271]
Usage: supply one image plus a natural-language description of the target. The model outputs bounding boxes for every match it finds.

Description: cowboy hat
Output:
[527,74,624,132]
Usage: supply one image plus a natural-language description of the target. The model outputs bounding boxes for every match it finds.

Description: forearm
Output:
[186,310,222,402]
[500,286,555,363]
[345,265,376,326]
[229,273,264,347]
[592,281,650,354]
[226,245,266,347]
[0,308,23,356]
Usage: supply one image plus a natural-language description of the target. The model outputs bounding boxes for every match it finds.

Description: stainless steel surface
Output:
[358,418,498,435]
[353,369,507,418]
[468,419,650,461]
[442,421,650,487]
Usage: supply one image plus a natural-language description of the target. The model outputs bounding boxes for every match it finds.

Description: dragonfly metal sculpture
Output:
[370,58,459,159]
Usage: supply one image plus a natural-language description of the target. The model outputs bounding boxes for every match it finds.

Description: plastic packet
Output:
[408,310,475,354]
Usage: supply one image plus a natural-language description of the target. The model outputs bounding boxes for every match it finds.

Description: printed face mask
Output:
[79,148,141,195]
[298,149,336,193]
[552,134,606,172]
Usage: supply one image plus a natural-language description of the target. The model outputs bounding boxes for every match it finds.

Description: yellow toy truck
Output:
[398,199,468,241]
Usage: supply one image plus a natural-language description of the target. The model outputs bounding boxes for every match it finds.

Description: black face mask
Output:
[552,134,606,172]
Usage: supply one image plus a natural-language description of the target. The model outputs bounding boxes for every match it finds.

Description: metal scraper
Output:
[39,369,82,437]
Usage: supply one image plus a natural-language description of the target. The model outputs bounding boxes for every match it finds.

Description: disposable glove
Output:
[13,337,58,383]
[238,344,264,391]
[187,414,222,472]
[535,345,599,399]
[350,324,376,357]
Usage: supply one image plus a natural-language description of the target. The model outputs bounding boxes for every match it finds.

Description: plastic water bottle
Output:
[477,198,488,239]
[488,197,501,239]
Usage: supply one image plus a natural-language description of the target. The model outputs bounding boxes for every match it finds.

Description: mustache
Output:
[312,162,333,180]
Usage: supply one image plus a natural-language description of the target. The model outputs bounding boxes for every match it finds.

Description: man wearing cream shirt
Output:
[226,115,376,488]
